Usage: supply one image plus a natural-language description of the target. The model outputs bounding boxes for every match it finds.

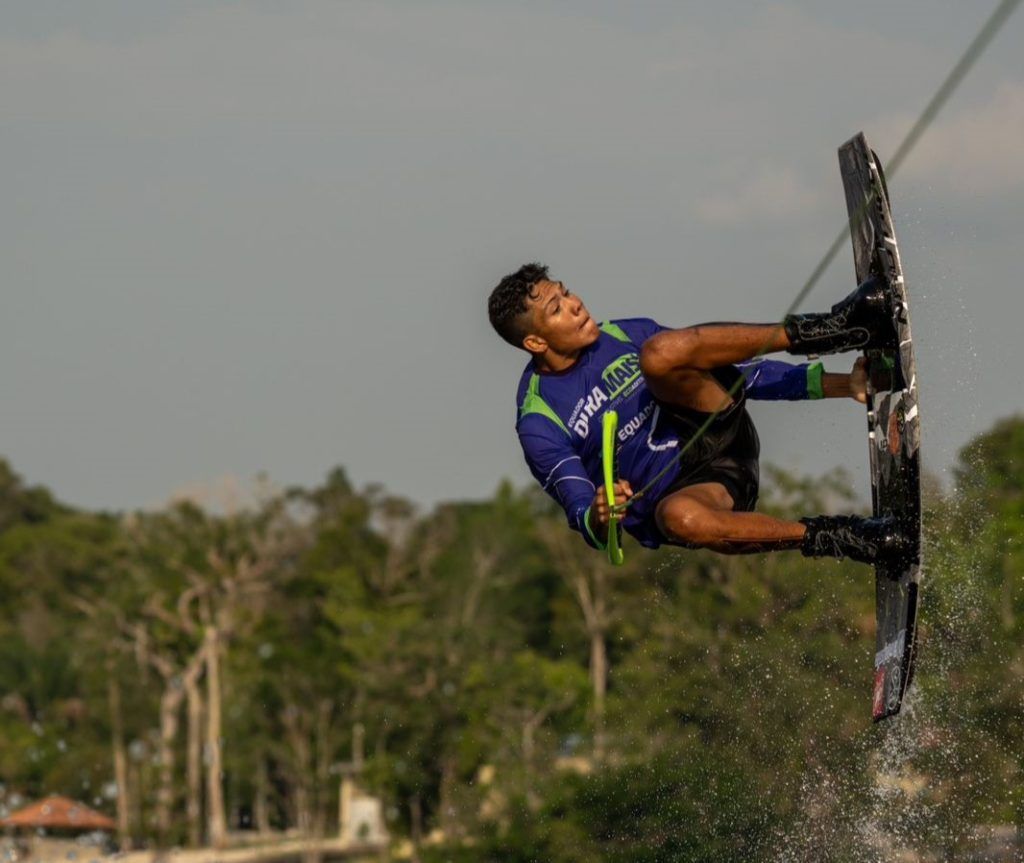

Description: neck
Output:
[533,346,581,373]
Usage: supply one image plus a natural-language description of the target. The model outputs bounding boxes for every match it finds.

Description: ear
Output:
[522,333,547,354]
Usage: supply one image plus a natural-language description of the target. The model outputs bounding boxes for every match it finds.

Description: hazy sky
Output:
[3,1,1022,512]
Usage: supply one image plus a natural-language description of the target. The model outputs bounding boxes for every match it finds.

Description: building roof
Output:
[0,796,116,831]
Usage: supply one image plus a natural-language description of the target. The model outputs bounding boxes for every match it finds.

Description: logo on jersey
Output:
[572,353,644,439]
[618,402,654,442]
[601,353,642,399]
[572,386,608,437]
[567,397,587,429]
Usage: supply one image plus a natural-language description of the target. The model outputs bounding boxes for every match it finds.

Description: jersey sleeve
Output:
[517,416,603,549]
[737,358,825,401]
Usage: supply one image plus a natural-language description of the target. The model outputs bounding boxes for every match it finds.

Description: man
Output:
[488,263,912,563]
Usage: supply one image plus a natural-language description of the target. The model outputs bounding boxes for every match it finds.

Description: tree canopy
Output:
[0,416,1021,861]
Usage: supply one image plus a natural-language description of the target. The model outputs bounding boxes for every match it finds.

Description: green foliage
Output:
[0,458,64,532]
[422,753,776,863]
[1,419,1023,859]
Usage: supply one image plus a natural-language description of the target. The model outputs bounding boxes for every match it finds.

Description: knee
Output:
[656,497,711,546]
[640,329,700,380]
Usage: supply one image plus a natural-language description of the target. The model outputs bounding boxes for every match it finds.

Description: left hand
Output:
[850,357,868,404]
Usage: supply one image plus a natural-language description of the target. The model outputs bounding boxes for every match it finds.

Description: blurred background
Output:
[2,2,1022,861]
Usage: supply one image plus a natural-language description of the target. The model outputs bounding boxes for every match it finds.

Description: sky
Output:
[2,1,1022,513]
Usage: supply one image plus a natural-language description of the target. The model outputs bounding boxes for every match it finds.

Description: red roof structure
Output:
[1,796,115,832]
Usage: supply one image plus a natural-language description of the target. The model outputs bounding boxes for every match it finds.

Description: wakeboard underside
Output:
[838,133,922,722]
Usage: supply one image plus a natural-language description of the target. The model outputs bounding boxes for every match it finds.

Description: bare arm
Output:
[822,357,868,403]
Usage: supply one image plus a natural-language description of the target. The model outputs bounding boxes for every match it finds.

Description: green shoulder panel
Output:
[599,321,631,343]
[519,374,571,436]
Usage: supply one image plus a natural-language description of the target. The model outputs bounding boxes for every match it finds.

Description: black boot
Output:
[800,514,914,566]
[784,276,895,356]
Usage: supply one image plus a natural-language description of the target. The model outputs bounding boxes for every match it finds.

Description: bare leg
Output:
[640,323,790,412]
[641,325,805,552]
[645,323,790,370]
[655,483,805,554]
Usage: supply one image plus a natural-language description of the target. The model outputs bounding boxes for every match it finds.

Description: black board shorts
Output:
[656,365,761,539]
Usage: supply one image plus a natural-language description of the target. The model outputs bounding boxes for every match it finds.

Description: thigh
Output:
[655,481,736,546]
[647,368,736,414]
[657,365,749,443]
[664,481,736,512]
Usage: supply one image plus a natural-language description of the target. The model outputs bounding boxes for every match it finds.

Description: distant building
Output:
[1,796,116,863]
[1,796,116,832]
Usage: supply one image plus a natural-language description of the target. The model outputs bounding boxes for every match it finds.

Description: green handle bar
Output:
[602,411,625,566]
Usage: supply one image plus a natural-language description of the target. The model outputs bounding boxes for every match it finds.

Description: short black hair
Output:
[488,262,549,348]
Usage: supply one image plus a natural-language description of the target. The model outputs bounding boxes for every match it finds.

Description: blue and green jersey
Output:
[515,318,823,549]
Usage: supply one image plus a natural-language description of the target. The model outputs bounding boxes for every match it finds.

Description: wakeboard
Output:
[838,133,922,722]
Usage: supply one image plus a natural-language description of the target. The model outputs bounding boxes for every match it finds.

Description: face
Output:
[522,279,600,355]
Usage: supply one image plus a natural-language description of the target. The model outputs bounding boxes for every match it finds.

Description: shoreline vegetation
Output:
[4,834,384,863]
[2,415,1024,861]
